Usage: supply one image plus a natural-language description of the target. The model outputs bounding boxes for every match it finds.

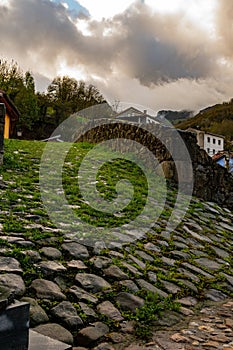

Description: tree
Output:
[47,76,106,125]
[0,59,24,98]
[14,71,39,131]
[36,92,50,123]
[0,60,107,139]
[0,60,39,131]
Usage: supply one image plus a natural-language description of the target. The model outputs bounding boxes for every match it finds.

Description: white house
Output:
[115,107,159,125]
[187,128,224,156]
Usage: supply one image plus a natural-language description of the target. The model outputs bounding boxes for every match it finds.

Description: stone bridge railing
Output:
[73,120,233,210]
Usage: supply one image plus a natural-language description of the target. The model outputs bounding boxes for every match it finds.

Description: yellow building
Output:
[0,90,19,138]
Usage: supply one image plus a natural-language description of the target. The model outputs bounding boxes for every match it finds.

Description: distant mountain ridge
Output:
[156,109,193,124]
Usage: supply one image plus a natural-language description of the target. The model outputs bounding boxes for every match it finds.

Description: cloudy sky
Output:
[0,0,233,114]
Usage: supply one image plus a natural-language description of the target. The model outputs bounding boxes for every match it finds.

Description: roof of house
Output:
[212,153,225,161]
[115,107,153,118]
[187,128,225,139]
[204,131,225,139]
[0,89,20,121]
[212,151,233,161]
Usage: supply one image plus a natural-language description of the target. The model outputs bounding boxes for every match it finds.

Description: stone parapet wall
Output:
[74,120,233,209]
[179,130,233,207]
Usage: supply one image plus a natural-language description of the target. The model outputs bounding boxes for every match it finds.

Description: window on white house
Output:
[213,149,215,154]
[207,148,210,153]
[207,137,210,142]
[218,140,221,145]
[213,138,216,144]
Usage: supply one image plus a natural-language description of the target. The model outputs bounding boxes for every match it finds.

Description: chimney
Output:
[143,109,147,115]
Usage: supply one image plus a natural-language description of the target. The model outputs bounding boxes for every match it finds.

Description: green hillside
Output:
[176,98,233,149]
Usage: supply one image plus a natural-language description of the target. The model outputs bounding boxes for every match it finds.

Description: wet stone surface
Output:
[0,164,233,349]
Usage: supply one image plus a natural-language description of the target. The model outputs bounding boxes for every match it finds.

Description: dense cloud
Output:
[216,0,233,57]
[0,0,233,112]
[116,8,218,84]
[0,0,83,73]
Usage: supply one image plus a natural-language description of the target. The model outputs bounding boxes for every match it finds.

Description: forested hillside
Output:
[176,98,233,149]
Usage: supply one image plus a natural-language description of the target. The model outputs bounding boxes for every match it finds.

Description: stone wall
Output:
[74,120,233,209]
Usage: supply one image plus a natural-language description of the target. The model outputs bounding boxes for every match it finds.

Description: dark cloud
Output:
[81,3,219,85]
[108,5,218,85]
[216,0,233,57]
[0,0,232,112]
[0,0,81,71]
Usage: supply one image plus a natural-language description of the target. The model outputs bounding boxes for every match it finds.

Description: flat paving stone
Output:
[0,236,24,244]
[119,280,139,293]
[170,250,191,260]
[204,289,228,302]
[103,265,128,280]
[116,292,144,313]
[219,222,233,232]
[144,242,161,253]
[97,301,124,321]
[79,302,98,321]
[40,247,62,260]
[51,301,83,329]
[177,297,198,307]
[76,322,109,347]
[93,241,107,255]
[90,256,112,269]
[62,242,89,259]
[195,258,222,271]
[67,260,88,269]
[173,241,189,250]
[182,262,214,278]
[137,279,168,298]
[0,257,23,274]
[128,255,146,269]
[161,256,176,267]
[22,297,49,326]
[222,273,233,286]
[30,279,66,301]
[121,262,143,276]
[23,250,42,263]
[183,225,212,243]
[212,246,229,259]
[75,273,111,293]
[0,273,26,297]
[135,250,154,262]
[184,221,203,232]
[36,261,67,274]
[178,279,198,293]
[160,280,181,294]
[68,286,98,304]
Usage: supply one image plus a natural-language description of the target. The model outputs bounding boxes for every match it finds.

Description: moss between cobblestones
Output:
[0,139,233,347]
